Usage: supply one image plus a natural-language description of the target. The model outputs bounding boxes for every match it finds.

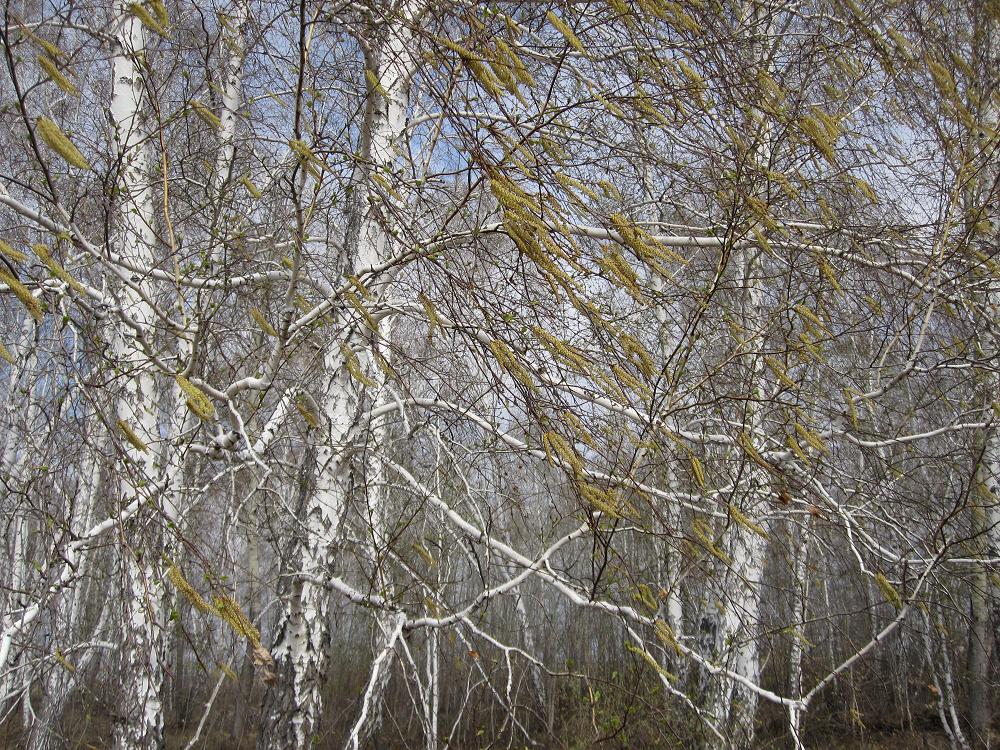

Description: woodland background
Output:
[1,0,999,748]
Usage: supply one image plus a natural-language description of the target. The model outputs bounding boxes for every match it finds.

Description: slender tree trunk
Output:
[651,236,686,676]
[925,605,971,750]
[108,5,170,747]
[969,454,995,750]
[0,317,41,719]
[969,6,998,739]
[258,8,416,748]
[716,519,768,749]
[967,555,991,750]
[706,7,779,747]
[207,0,249,269]
[30,434,107,750]
[787,515,810,750]
[424,624,440,750]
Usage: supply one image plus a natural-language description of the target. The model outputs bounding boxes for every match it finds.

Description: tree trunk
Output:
[258,8,416,748]
[787,515,810,750]
[0,317,41,719]
[30,435,107,750]
[109,5,169,747]
[969,453,995,750]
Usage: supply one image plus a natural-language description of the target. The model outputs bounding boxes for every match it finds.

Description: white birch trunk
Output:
[0,317,41,717]
[714,510,768,750]
[30,433,107,750]
[924,606,971,750]
[108,6,169,747]
[213,3,245,196]
[258,9,416,749]
[974,12,999,747]
[652,270,686,666]
[515,592,546,712]
[705,7,777,746]
[699,141,771,750]
[787,516,810,750]
[425,624,439,750]
[207,0,249,269]
[110,2,251,741]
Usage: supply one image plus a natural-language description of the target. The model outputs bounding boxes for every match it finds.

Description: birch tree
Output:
[2,0,1000,748]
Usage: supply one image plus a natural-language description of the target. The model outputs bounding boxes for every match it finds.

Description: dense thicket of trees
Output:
[1,0,998,748]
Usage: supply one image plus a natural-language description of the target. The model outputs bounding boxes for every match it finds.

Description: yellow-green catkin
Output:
[53,651,76,673]
[250,308,277,337]
[116,418,150,453]
[655,618,682,656]
[148,0,169,26]
[295,394,319,428]
[213,595,261,647]
[412,542,436,567]
[128,2,169,36]
[189,100,221,130]
[728,503,768,538]
[34,244,86,294]
[240,175,262,199]
[36,117,90,170]
[166,564,213,613]
[175,375,216,420]
[875,573,903,609]
[0,270,44,321]
[37,56,79,96]
[546,10,586,54]
[340,343,377,387]
[0,240,27,263]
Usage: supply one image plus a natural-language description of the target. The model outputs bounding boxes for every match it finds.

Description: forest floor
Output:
[0,730,961,749]
[822,731,950,749]
[0,707,965,749]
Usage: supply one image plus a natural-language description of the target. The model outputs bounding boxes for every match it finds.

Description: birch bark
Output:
[0,318,42,719]
[649,198,686,675]
[107,4,170,747]
[30,432,107,750]
[700,7,777,746]
[787,516,810,750]
[258,6,418,748]
[110,1,254,741]
[971,8,999,748]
